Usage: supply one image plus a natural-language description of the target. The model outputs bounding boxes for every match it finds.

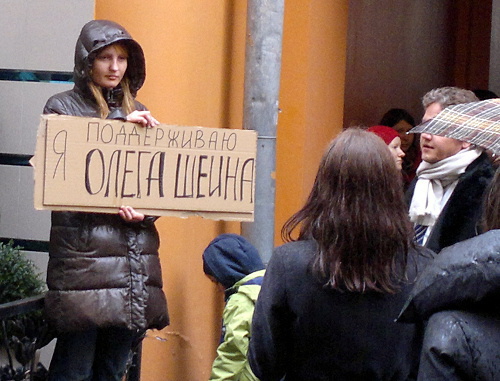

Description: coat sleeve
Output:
[210,293,257,381]
[248,249,291,381]
[43,94,69,115]
[417,310,500,381]
[417,311,474,381]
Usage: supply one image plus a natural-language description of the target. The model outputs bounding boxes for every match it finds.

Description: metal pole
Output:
[241,0,285,264]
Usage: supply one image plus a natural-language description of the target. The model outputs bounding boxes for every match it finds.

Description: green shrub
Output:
[0,241,45,304]
[0,241,49,380]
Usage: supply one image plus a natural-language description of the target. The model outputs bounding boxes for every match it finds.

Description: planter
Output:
[0,241,49,380]
[0,295,51,381]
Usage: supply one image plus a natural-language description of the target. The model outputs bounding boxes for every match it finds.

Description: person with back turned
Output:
[248,128,434,380]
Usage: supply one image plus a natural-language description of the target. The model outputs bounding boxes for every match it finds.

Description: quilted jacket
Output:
[42,19,169,332]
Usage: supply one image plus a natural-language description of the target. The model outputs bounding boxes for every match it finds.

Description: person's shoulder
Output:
[274,239,317,256]
[134,100,148,111]
[270,240,317,270]
[455,153,495,197]
[43,88,81,114]
[409,245,435,263]
[406,245,436,276]
[398,231,500,323]
[464,152,495,177]
[46,88,79,102]
[440,229,500,258]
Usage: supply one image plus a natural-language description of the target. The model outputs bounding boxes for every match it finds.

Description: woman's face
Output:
[91,44,128,89]
[388,136,405,170]
[392,120,414,152]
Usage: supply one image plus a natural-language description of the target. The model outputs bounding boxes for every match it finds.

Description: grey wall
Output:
[0,0,93,270]
[344,0,455,128]
[0,1,94,367]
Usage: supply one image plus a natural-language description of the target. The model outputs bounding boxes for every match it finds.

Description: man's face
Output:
[420,102,470,164]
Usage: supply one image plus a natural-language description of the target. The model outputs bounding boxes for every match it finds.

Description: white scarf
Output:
[409,147,482,226]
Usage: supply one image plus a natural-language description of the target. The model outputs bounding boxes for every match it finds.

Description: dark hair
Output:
[473,89,498,101]
[282,128,414,293]
[482,167,500,231]
[379,108,415,128]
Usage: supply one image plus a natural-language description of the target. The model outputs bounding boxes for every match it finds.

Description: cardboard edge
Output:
[34,204,254,222]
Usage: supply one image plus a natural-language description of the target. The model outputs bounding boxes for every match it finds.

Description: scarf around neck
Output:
[409,147,482,226]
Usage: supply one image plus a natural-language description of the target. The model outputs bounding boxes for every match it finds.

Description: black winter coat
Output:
[43,20,169,333]
[398,230,500,381]
[248,240,434,381]
[405,153,494,254]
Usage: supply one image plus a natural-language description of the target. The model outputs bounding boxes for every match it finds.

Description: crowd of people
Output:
[206,86,499,380]
[39,18,498,381]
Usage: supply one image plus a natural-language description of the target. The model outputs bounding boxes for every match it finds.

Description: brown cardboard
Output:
[32,115,257,221]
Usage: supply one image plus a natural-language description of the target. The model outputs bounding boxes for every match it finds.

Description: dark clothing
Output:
[43,19,169,334]
[45,19,147,119]
[202,234,265,380]
[402,147,421,191]
[45,212,169,332]
[418,310,500,381]
[203,233,265,291]
[248,240,434,381]
[405,153,494,253]
[44,86,147,120]
[398,230,500,381]
[48,327,137,381]
[398,230,500,323]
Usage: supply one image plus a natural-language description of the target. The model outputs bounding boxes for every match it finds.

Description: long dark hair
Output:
[282,128,414,293]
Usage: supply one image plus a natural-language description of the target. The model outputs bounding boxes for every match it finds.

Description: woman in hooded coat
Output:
[43,20,169,381]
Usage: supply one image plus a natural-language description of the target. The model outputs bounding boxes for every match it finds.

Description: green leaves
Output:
[0,242,50,379]
[0,241,45,304]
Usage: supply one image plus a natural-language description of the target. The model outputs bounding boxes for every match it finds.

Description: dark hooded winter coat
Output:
[42,20,169,333]
[398,230,500,381]
[44,19,148,119]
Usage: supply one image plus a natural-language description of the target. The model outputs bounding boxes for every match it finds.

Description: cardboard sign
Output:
[32,115,257,221]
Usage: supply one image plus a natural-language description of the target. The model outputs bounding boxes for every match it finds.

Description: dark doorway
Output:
[343,0,493,128]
